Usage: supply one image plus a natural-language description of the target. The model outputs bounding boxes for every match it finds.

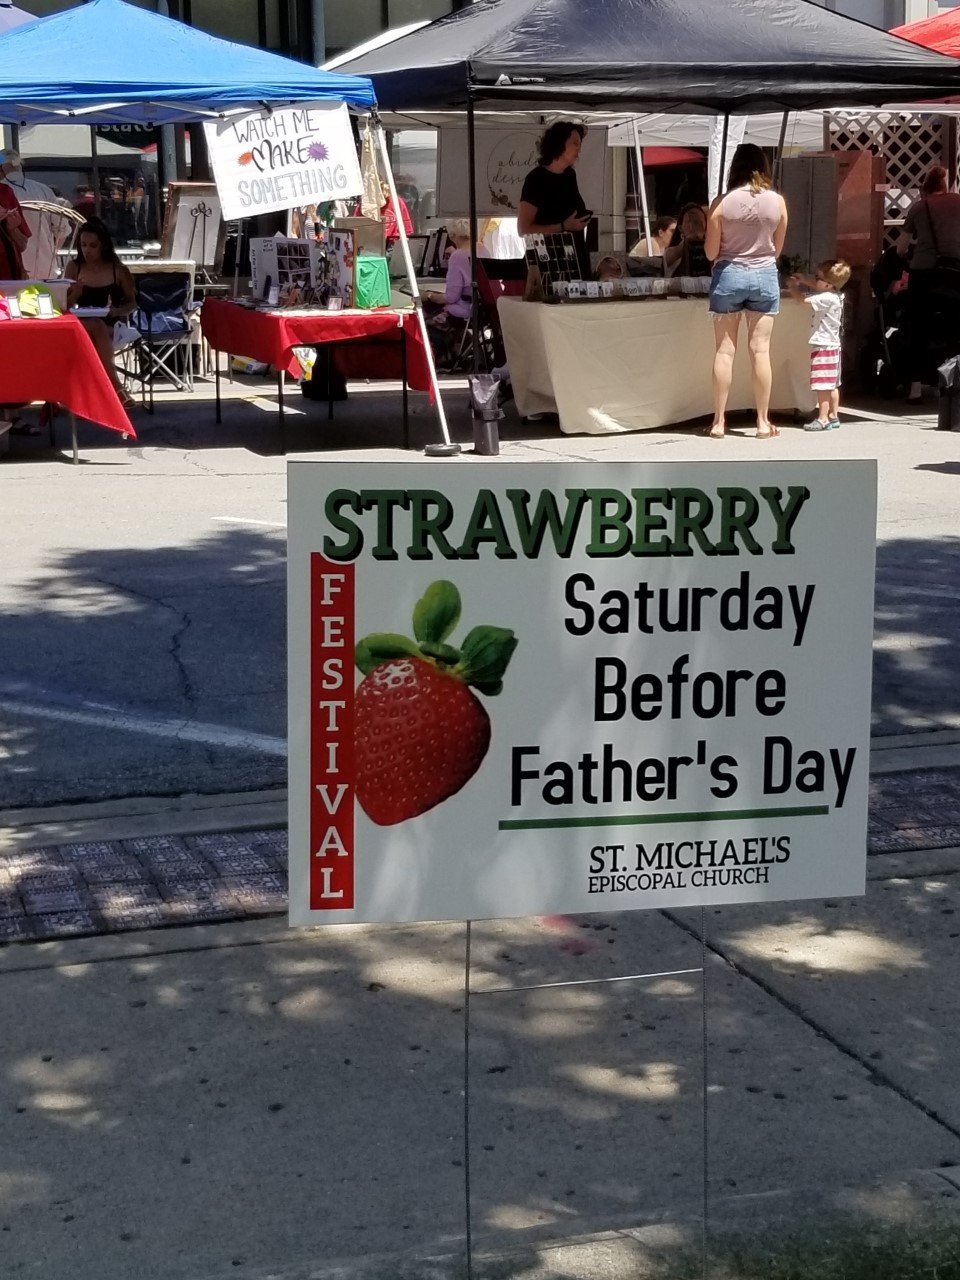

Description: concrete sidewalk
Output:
[2,845,960,1280]
[0,751,959,1279]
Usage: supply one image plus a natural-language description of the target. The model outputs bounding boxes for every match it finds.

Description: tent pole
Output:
[774,110,790,188]
[467,92,480,378]
[718,112,731,195]
[90,126,102,220]
[630,117,652,252]
[372,114,459,457]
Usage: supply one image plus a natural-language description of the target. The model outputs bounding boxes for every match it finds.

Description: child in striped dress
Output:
[788,259,851,431]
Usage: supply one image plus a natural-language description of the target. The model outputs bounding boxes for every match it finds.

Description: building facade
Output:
[17,0,465,64]
[10,0,953,71]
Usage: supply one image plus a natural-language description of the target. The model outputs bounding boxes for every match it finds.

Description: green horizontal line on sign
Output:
[498,805,829,832]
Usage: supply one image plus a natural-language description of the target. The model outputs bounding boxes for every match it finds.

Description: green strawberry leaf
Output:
[413,580,461,645]
[355,632,421,674]
[418,640,461,665]
[471,678,504,697]
[456,626,518,693]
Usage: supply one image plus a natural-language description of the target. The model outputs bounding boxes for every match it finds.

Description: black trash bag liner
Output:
[469,374,503,455]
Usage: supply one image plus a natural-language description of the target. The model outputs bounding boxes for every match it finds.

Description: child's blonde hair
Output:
[819,259,851,290]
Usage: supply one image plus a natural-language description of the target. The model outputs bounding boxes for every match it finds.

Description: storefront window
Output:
[264,0,282,48]
[391,130,438,232]
[324,0,384,57]
[188,0,259,43]
[387,0,451,23]
[16,123,162,251]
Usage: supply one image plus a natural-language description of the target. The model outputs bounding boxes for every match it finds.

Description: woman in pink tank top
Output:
[704,144,788,439]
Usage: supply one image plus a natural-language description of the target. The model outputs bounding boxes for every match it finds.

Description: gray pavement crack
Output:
[91,576,197,713]
[662,908,960,1146]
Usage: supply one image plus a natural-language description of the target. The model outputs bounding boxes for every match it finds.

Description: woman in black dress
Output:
[65,218,138,407]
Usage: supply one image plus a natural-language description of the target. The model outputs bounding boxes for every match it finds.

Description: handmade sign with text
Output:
[287,462,877,927]
[204,102,363,222]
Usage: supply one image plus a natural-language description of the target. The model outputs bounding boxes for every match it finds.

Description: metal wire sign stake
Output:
[461,915,711,1280]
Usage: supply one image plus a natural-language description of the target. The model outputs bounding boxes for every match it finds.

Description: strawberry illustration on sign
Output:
[354,581,518,826]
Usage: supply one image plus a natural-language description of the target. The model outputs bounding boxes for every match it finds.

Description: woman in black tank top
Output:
[65,218,138,407]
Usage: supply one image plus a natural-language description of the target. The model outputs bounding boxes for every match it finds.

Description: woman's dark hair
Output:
[652,215,677,235]
[538,121,586,166]
[75,217,119,266]
[726,143,771,195]
[922,165,948,196]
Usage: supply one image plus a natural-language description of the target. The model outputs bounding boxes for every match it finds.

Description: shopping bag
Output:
[354,255,390,310]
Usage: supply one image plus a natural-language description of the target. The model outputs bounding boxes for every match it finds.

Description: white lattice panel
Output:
[827,110,954,237]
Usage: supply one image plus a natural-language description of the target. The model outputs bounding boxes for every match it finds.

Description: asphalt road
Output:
[1,382,957,810]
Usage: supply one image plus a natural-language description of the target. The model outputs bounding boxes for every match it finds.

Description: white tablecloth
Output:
[498,296,812,434]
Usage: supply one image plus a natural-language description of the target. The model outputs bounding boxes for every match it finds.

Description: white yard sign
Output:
[287,462,877,927]
[204,102,363,222]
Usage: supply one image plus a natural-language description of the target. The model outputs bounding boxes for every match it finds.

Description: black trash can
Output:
[936,354,960,430]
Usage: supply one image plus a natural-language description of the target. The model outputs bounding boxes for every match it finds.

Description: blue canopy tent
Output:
[0,0,456,453]
[0,0,375,124]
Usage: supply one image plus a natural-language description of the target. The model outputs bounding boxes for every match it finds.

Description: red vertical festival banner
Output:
[309,555,356,910]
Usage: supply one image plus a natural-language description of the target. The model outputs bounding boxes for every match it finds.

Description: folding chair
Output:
[18,201,86,279]
[132,272,195,413]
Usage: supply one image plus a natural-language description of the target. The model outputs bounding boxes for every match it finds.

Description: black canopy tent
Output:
[343,0,960,415]
[339,0,960,114]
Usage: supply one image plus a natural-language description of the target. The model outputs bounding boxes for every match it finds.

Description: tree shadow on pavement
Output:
[872,535,960,735]
[2,876,960,1280]
[0,526,287,808]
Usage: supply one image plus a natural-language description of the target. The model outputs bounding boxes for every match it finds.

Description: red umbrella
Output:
[890,8,960,58]
[642,146,705,167]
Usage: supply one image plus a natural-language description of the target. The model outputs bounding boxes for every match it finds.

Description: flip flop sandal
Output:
[755,426,780,439]
[703,424,726,439]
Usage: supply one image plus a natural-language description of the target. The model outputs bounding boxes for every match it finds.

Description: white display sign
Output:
[436,124,607,217]
[288,461,877,927]
[204,102,363,222]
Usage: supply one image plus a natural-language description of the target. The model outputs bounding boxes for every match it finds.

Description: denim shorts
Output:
[709,260,781,315]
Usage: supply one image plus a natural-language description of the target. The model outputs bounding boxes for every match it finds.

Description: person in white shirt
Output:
[629,214,677,260]
[0,151,71,278]
[788,258,851,431]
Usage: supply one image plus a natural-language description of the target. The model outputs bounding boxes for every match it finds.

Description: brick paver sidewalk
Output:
[0,830,288,943]
[1,767,958,944]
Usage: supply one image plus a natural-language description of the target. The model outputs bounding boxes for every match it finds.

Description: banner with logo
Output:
[288,461,876,927]
[204,102,363,222]
[436,124,607,217]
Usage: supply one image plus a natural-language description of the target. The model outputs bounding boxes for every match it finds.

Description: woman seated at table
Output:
[65,218,137,408]
[665,203,711,276]
[423,219,488,369]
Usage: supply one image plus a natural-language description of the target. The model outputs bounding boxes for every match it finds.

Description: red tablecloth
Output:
[0,315,134,437]
[200,298,432,393]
